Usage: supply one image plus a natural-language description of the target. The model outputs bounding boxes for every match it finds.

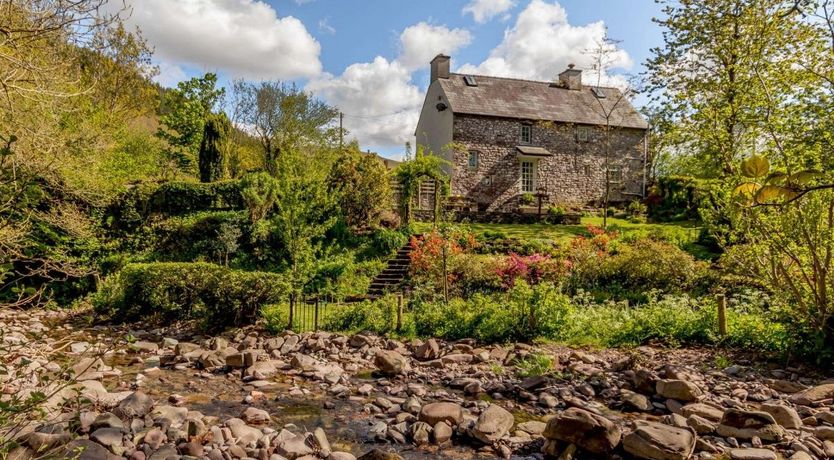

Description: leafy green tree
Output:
[328,145,393,228]
[198,113,230,182]
[646,0,814,177]
[240,171,279,224]
[157,73,225,172]
[231,80,339,174]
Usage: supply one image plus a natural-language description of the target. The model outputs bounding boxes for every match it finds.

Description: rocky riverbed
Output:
[1,308,834,460]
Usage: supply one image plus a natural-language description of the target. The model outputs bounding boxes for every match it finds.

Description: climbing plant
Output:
[393,148,449,226]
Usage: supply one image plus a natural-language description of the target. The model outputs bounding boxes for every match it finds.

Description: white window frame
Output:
[468,151,479,170]
[608,165,623,183]
[520,124,532,144]
[520,159,537,193]
[576,126,589,142]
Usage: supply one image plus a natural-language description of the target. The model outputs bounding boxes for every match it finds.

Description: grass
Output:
[416,217,702,245]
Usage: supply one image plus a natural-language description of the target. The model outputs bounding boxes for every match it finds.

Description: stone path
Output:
[1,308,833,459]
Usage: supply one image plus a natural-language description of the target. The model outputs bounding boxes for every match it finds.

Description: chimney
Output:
[431,54,450,83]
[558,64,582,90]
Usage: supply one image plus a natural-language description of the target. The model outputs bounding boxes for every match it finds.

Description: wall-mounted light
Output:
[436,102,448,112]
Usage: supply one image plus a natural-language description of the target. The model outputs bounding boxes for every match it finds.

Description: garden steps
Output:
[367,237,417,298]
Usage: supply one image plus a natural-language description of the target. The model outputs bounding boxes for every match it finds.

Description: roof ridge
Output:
[448,72,623,91]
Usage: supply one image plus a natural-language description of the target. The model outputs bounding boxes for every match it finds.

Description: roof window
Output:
[464,75,478,87]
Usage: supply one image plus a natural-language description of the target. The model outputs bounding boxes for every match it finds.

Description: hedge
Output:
[94,262,290,329]
[107,180,244,230]
[152,211,249,262]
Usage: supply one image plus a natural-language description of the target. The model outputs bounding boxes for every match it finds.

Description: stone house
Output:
[414,54,649,213]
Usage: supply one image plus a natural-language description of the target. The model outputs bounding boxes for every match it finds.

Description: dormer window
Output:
[520,124,532,144]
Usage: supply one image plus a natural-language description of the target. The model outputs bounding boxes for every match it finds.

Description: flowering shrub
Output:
[496,253,570,287]
[409,228,477,291]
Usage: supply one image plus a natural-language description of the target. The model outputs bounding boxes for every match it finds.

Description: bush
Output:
[152,211,248,263]
[321,295,407,335]
[93,262,289,329]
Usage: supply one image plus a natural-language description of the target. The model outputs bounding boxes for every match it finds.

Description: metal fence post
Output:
[717,294,727,336]
[288,294,295,331]
[314,297,320,331]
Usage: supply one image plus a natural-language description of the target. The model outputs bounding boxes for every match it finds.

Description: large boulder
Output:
[542,407,622,454]
[716,409,785,441]
[759,403,802,429]
[471,404,514,444]
[656,379,702,402]
[375,350,408,376]
[414,339,441,361]
[62,439,121,460]
[419,402,464,426]
[788,384,834,406]
[622,421,696,460]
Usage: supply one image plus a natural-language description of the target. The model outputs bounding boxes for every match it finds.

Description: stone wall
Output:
[451,114,647,212]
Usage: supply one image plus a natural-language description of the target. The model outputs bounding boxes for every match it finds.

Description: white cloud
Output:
[398,22,472,70]
[154,61,188,87]
[458,0,632,87]
[306,57,422,149]
[113,0,322,80]
[306,22,472,150]
[318,18,335,35]
[463,0,516,23]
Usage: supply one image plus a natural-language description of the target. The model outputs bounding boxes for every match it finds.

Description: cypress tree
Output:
[198,113,230,182]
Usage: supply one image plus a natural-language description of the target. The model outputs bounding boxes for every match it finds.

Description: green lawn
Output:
[416,217,702,245]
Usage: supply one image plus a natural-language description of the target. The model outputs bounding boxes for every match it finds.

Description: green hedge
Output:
[152,211,249,262]
[94,262,289,329]
[107,180,244,230]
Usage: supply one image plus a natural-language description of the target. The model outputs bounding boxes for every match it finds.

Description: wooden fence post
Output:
[396,294,404,332]
[717,294,727,336]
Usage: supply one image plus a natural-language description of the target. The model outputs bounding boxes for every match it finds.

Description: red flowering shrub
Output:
[409,228,477,291]
[497,252,570,287]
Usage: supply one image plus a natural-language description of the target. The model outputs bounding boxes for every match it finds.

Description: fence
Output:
[284,294,405,333]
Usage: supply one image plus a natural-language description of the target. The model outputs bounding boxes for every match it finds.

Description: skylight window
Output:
[591,87,607,98]
[464,75,478,87]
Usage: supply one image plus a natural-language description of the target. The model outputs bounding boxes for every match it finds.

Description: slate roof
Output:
[438,73,649,130]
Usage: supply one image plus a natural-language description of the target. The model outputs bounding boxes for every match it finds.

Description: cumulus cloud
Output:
[306,57,422,149]
[462,0,515,23]
[307,22,471,150]
[458,0,632,87]
[113,0,322,80]
[398,22,472,70]
[318,18,336,35]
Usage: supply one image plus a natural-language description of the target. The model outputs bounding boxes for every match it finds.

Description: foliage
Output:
[150,181,243,215]
[319,295,406,335]
[198,112,231,183]
[230,80,339,174]
[516,353,555,378]
[151,211,248,264]
[496,253,570,288]
[393,148,449,225]
[328,147,393,228]
[157,73,225,173]
[94,262,290,329]
[239,172,279,223]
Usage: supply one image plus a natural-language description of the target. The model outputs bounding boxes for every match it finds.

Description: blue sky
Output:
[118,0,665,158]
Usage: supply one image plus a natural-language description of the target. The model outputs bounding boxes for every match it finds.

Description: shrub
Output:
[151,180,243,214]
[152,211,249,263]
[520,193,535,205]
[321,295,406,335]
[368,228,408,257]
[516,353,554,377]
[93,262,290,329]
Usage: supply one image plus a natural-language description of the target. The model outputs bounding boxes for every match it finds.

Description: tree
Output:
[198,113,230,183]
[231,80,339,174]
[157,73,225,172]
[646,0,813,178]
[328,145,393,228]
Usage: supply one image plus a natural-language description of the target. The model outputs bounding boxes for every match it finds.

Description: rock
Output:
[411,421,432,445]
[686,414,716,434]
[330,453,358,460]
[788,383,834,406]
[174,342,200,356]
[277,433,314,459]
[115,391,153,418]
[62,439,121,460]
[357,449,404,460]
[441,353,474,365]
[621,389,652,411]
[290,354,318,372]
[197,351,225,369]
[241,407,271,425]
[70,341,90,353]
[374,350,408,376]
[433,421,453,444]
[759,403,802,429]
[788,452,814,460]
[716,409,785,441]
[472,404,514,444]
[129,341,159,353]
[680,403,723,423]
[622,421,696,460]
[419,402,464,426]
[225,353,245,368]
[729,448,777,460]
[656,380,702,402]
[177,441,203,457]
[414,339,440,361]
[517,420,547,435]
[91,413,124,431]
[225,418,263,445]
[244,360,278,379]
[90,427,124,452]
[312,427,331,457]
[542,407,622,454]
